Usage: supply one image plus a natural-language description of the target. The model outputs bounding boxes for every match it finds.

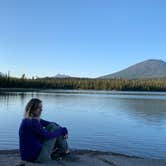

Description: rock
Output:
[0,149,166,166]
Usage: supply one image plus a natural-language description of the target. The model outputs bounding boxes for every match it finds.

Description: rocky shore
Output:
[0,149,166,166]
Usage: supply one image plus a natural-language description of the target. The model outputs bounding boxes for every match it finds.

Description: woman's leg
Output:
[52,124,69,154]
[35,123,69,163]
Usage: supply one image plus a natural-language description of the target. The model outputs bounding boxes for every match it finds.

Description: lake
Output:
[0,89,166,159]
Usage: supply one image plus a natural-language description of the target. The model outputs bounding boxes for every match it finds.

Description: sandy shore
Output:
[0,149,166,166]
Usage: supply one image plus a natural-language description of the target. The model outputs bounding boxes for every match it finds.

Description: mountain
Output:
[40,74,71,79]
[99,59,166,79]
[54,74,71,78]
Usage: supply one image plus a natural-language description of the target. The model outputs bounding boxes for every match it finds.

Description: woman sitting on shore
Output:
[19,98,73,163]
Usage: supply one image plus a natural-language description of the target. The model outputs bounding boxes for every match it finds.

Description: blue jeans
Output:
[35,123,69,163]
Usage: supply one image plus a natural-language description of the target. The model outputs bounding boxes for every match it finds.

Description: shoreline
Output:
[1,87,166,93]
[0,149,166,166]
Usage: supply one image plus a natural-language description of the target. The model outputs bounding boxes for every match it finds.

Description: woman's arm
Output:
[40,118,61,127]
[31,119,67,139]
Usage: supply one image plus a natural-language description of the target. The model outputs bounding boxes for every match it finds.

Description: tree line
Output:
[0,74,166,91]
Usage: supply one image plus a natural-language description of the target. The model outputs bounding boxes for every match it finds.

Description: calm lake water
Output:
[0,89,166,159]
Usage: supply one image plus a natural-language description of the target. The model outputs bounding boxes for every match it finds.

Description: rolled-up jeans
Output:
[35,123,69,163]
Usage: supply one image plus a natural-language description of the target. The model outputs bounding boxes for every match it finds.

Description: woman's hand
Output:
[61,127,68,138]
[64,134,68,139]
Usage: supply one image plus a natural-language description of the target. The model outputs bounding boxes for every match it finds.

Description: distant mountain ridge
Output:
[99,59,166,79]
[2,59,166,80]
[54,74,71,78]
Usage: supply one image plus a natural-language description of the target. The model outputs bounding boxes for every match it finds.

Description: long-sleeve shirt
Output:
[19,118,68,162]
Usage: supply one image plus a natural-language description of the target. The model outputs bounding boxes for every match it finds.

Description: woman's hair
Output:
[24,98,42,119]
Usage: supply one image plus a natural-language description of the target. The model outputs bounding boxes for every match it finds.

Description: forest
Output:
[0,73,166,91]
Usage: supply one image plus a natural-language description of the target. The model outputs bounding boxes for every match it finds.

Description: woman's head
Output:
[24,98,42,118]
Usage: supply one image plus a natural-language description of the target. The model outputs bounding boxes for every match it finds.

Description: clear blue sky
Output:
[0,0,166,78]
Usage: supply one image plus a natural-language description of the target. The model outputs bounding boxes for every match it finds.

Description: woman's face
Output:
[34,102,43,117]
